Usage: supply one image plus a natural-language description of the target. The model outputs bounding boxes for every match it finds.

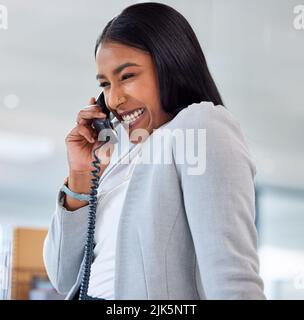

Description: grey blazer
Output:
[43,101,265,300]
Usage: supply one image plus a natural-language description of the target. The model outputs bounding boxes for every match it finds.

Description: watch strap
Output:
[61,178,90,202]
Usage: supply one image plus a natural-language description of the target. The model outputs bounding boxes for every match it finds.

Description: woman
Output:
[43,3,265,300]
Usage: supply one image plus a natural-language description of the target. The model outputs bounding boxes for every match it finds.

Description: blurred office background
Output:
[0,0,303,299]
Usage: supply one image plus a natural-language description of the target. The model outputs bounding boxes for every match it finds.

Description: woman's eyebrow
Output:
[96,62,141,80]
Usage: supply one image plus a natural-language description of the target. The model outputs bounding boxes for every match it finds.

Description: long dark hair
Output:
[94,2,224,115]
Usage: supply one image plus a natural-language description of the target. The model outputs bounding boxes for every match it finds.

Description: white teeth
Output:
[122,108,144,124]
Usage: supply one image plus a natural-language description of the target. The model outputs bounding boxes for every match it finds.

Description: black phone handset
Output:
[92,92,119,144]
[78,92,118,300]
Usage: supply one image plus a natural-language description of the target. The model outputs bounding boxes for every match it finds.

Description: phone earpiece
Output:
[92,92,119,144]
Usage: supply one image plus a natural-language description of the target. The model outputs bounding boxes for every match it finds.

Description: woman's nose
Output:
[106,88,126,111]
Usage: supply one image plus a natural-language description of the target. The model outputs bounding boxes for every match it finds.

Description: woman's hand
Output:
[65,97,115,176]
[63,97,115,211]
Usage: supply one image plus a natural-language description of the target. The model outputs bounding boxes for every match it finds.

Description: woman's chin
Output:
[124,119,151,143]
[128,128,150,144]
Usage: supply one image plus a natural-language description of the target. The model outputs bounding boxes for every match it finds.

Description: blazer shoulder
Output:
[170,101,241,133]
[169,101,256,176]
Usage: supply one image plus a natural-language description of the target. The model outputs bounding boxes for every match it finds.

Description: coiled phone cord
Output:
[78,142,106,300]
[77,107,172,300]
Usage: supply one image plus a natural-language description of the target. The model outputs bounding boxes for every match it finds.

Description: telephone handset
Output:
[78,91,119,300]
[92,91,119,144]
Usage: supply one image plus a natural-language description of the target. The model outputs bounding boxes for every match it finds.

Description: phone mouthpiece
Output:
[92,118,119,144]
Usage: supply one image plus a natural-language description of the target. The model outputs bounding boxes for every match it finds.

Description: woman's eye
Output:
[98,74,135,88]
[121,73,134,80]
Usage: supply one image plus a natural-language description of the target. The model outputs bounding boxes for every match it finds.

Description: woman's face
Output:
[95,42,174,143]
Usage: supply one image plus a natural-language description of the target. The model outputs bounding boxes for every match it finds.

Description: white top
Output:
[87,142,142,299]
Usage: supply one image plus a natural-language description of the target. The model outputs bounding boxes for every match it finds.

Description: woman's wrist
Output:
[68,170,92,194]
[63,171,92,211]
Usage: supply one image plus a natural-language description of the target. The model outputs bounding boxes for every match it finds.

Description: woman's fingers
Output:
[76,105,107,125]
[89,97,96,105]
[77,124,97,143]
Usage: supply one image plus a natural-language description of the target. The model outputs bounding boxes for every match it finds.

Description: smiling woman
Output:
[95,42,175,139]
[43,2,266,301]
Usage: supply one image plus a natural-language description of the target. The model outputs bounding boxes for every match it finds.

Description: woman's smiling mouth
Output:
[120,107,146,129]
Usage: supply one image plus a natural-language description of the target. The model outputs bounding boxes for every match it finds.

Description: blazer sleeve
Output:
[172,103,266,299]
[43,189,89,295]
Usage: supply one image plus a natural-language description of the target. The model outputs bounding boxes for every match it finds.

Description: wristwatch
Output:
[60,177,90,202]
